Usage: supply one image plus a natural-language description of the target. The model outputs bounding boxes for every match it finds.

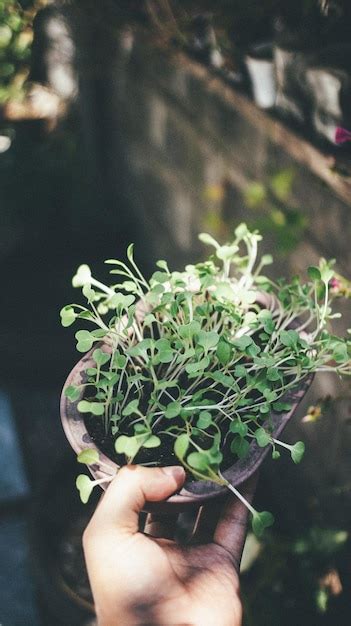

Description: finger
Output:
[144,512,179,539]
[88,465,185,536]
[213,473,258,569]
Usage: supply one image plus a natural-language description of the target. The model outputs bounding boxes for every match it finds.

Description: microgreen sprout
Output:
[62,223,351,535]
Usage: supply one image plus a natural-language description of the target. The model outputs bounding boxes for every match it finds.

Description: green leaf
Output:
[272,450,281,460]
[187,451,209,471]
[215,282,234,300]
[216,244,239,261]
[110,293,135,309]
[320,266,334,284]
[234,365,247,378]
[198,232,219,249]
[113,353,127,369]
[252,511,275,537]
[114,435,128,453]
[185,357,210,374]
[263,389,278,403]
[60,306,77,327]
[82,284,96,302]
[197,330,220,351]
[121,280,139,292]
[155,380,179,390]
[196,411,212,429]
[332,342,348,363]
[208,446,223,466]
[72,264,91,288]
[308,266,321,281]
[126,243,134,263]
[229,421,248,437]
[257,309,275,334]
[64,385,81,402]
[157,350,174,364]
[266,367,281,382]
[90,402,105,416]
[273,401,292,413]
[279,329,299,349]
[92,329,107,338]
[142,435,161,448]
[210,370,236,388]
[77,400,91,413]
[133,418,148,431]
[246,343,261,357]
[174,434,189,460]
[75,330,94,352]
[255,428,271,447]
[76,329,93,341]
[77,449,99,465]
[261,254,273,266]
[115,435,140,458]
[156,260,169,271]
[122,399,139,416]
[235,223,249,239]
[178,321,201,340]
[86,368,97,376]
[151,271,169,284]
[92,348,110,366]
[165,401,181,419]
[77,310,95,322]
[216,339,232,365]
[144,313,157,325]
[231,436,250,459]
[239,289,257,306]
[233,335,253,351]
[76,474,94,504]
[291,441,305,464]
[77,341,92,353]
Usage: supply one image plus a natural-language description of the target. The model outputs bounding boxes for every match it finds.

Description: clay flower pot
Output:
[61,350,313,512]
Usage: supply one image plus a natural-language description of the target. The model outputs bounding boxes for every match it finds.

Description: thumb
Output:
[90,465,185,535]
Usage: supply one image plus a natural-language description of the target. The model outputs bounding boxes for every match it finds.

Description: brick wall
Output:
[78,29,351,525]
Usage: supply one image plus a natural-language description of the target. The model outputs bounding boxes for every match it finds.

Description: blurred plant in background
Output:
[243,168,308,254]
[0,0,44,104]
[241,526,350,625]
[202,168,308,257]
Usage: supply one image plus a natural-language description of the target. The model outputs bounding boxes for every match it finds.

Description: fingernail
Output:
[161,466,186,482]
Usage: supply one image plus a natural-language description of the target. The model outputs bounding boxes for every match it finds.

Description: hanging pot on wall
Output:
[245,43,277,110]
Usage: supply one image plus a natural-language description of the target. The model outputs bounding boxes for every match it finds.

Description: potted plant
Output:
[60,223,351,536]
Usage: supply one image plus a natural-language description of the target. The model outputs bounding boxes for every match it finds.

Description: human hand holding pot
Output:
[83,465,257,626]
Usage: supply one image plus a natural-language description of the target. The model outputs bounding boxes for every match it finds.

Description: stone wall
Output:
[77,27,351,528]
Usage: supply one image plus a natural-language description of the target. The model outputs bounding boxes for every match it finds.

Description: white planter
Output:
[246,48,277,109]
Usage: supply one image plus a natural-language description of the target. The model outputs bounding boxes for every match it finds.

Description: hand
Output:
[83,465,256,626]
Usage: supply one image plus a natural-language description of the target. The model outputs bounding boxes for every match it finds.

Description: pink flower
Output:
[335,127,351,145]
[329,277,341,290]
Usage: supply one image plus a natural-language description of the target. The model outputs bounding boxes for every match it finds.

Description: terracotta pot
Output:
[60,294,313,511]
